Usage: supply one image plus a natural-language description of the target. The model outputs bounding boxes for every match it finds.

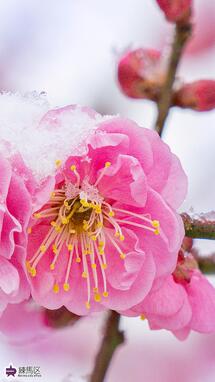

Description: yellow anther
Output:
[154,228,160,235]
[63,283,70,292]
[101,263,107,270]
[40,245,46,253]
[105,161,111,168]
[119,234,125,241]
[152,220,160,228]
[70,164,76,172]
[76,257,81,263]
[55,225,62,233]
[93,287,98,293]
[91,263,97,269]
[140,314,146,321]
[27,227,32,234]
[91,235,97,241]
[55,159,62,168]
[50,263,55,271]
[52,244,58,254]
[95,206,101,214]
[99,249,104,255]
[85,301,90,309]
[94,293,101,302]
[103,291,109,298]
[80,199,88,207]
[82,271,88,278]
[61,217,68,225]
[99,241,104,247]
[34,213,41,219]
[30,267,37,277]
[108,211,115,217]
[64,200,69,207]
[97,221,103,228]
[50,191,55,199]
[83,250,88,256]
[115,231,120,237]
[120,253,126,260]
[67,244,73,251]
[51,221,57,227]
[53,283,59,293]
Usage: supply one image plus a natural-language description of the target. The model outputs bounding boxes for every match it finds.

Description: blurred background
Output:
[0,0,215,381]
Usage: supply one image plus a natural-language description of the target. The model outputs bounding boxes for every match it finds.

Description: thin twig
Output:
[181,213,215,240]
[89,311,124,382]
[155,20,192,136]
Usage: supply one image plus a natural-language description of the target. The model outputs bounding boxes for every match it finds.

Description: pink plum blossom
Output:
[26,105,187,316]
[124,254,215,339]
[0,154,32,315]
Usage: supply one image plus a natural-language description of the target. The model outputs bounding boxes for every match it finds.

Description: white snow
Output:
[0,92,112,181]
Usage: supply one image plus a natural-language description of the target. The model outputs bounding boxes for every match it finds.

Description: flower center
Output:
[27,162,160,309]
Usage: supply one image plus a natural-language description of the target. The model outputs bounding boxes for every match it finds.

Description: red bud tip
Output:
[156,0,192,23]
[174,80,215,111]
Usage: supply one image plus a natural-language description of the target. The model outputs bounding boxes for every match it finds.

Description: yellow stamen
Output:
[55,159,62,168]
[154,228,160,235]
[40,245,46,253]
[119,234,125,241]
[61,217,68,225]
[50,263,55,270]
[63,283,70,292]
[82,271,88,278]
[120,253,126,260]
[101,263,107,270]
[94,293,101,302]
[152,220,160,228]
[105,161,111,168]
[53,283,59,293]
[91,263,97,269]
[108,211,115,217]
[27,227,32,234]
[34,213,41,219]
[85,301,90,309]
[67,244,73,251]
[103,291,109,298]
[30,267,37,277]
[70,164,76,171]
[140,314,146,321]
[76,257,81,263]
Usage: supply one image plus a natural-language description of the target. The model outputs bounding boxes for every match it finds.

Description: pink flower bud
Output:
[117,48,164,100]
[156,0,192,23]
[174,80,215,111]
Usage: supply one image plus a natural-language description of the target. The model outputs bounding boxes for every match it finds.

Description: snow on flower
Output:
[25,104,187,315]
[0,154,31,315]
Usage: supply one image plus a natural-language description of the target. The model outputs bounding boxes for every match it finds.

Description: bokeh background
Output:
[0,0,215,381]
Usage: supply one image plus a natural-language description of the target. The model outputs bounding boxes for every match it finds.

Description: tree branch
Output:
[155,20,192,136]
[89,311,124,382]
[181,213,215,240]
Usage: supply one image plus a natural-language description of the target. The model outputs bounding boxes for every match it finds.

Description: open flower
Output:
[126,253,215,339]
[0,154,32,315]
[26,105,187,315]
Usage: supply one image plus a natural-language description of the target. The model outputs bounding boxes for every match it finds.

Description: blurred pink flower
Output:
[125,254,215,339]
[26,105,187,316]
[156,0,192,23]
[0,154,32,315]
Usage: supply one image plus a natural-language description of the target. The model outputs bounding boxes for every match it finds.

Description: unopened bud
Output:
[117,48,164,100]
[156,0,192,23]
[174,80,215,111]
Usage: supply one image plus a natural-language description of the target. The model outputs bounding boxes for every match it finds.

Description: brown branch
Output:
[195,255,215,274]
[155,20,192,136]
[89,311,124,382]
[181,213,215,240]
